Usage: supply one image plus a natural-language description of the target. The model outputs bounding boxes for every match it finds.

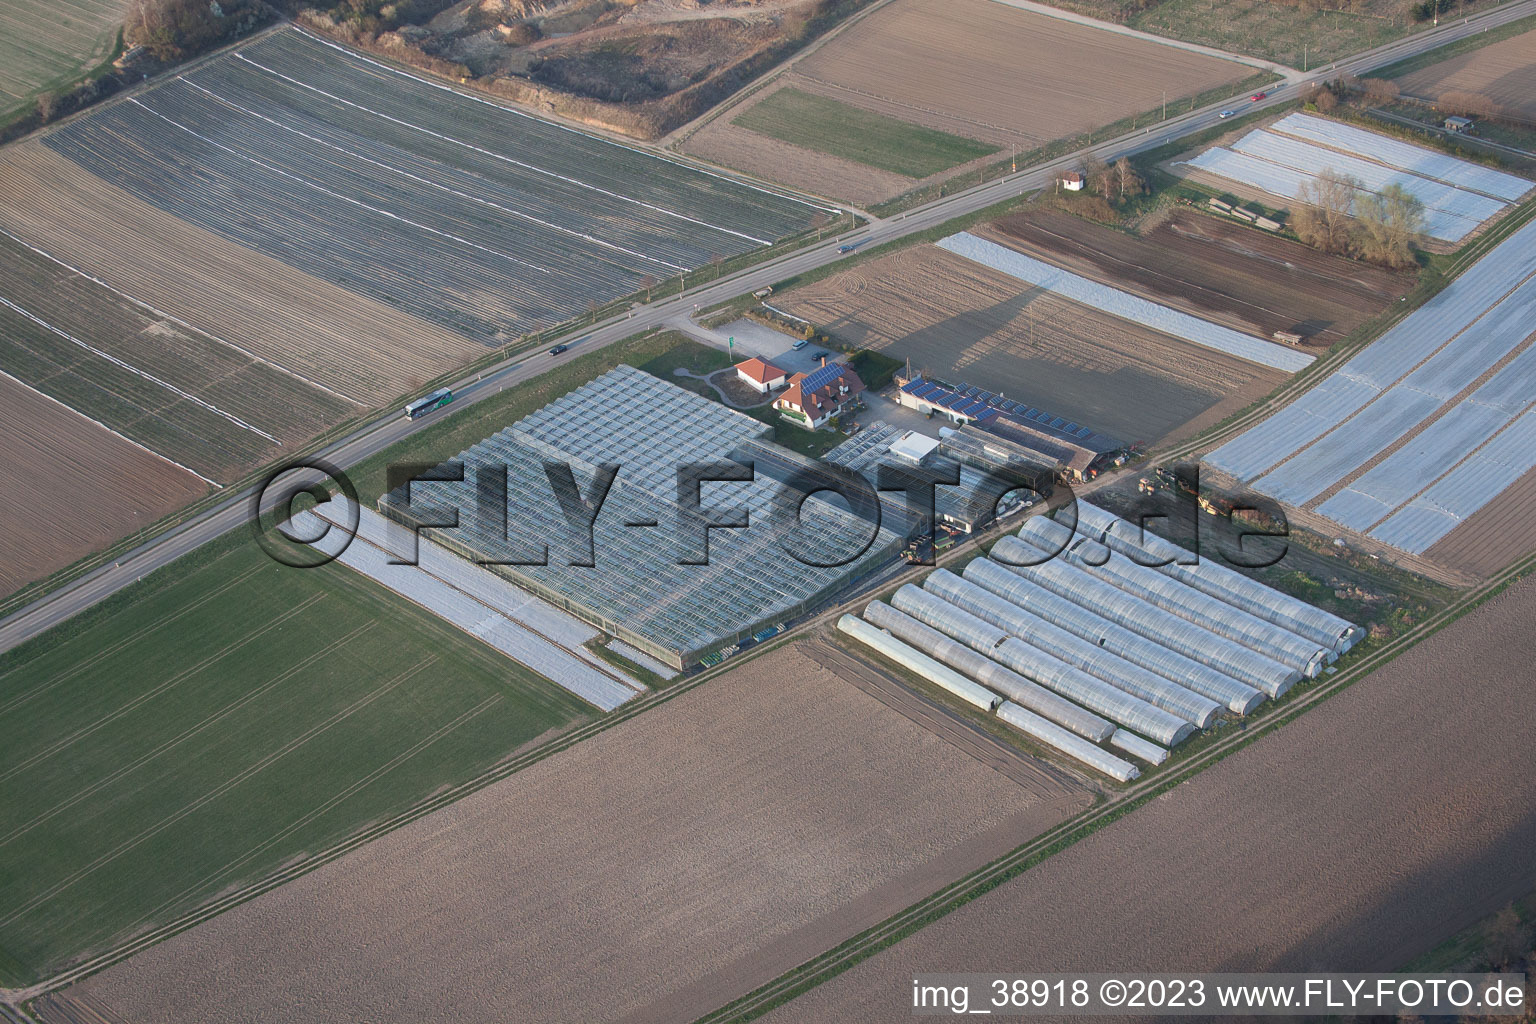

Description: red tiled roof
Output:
[734,356,787,385]
[777,363,865,419]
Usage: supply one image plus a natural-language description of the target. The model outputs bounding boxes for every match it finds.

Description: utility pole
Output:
[1162,89,1167,121]
[1304,44,1308,72]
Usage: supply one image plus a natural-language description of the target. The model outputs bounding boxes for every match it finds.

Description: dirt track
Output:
[980,209,1413,345]
[0,374,207,597]
[60,641,1087,1024]
[766,575,1536,1021]
[778,244,1281,445]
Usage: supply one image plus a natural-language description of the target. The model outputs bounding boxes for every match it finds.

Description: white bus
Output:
[403,388,453,420]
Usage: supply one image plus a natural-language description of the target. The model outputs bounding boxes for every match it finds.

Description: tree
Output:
[36,92,58,123]
[639,274,657,302]
[1485,904,1530,969]
[1361,78,1400,105]
[1314,87,1339,113]
[1354,183,1425,268]
[1114,157,1144,200]
[1082,153,1112,196]
[1292,169,1359,254]
[1439,90,1496,119]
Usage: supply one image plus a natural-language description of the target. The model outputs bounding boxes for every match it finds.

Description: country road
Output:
[2,0,1532,657]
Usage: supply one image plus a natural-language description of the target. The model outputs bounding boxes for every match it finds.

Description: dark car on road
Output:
[549,344,569,356]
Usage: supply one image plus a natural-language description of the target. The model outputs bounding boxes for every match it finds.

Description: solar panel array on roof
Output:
[799,360,850,396]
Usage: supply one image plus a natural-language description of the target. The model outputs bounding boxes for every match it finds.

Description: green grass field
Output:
[0,533,591,985]
[0,0,124,121]
[732,88,999,179]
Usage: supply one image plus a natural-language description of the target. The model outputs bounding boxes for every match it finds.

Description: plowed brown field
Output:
[61,640,1088,1024]
[767,574,1536,1022]
[778,244,1282,444]
[684,0,1247,204]
[979,209,1414,346]
[1395,28,1536,119]
[0,374,206,596]
[1425,465,1536,578]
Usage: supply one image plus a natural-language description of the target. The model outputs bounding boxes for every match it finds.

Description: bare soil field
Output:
[0,146,484,407]
[1394,27,1536,120]
[61,640,1088,1024]
[1037,0,1505,68]
[778,244,1283,445]
[0,374,206,598]
[312,0,875,139]
[1425,465,1536,578]
[684,0,1247,203]
[980,208,1414,346]
[0,231,355,483]
[769,574,1536,1021]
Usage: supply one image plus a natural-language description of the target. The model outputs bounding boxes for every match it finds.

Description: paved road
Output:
[2,0,1532,656]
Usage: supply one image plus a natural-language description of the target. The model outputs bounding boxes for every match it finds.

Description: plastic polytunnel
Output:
[947,563,1264,715]
[1017,516,1330,677]
[1110,729,1168,766]
[863,600,1114,741]
[910,573,1220,728]
[1068,502,1361,655]
[890,581,1196,746]
[990,537,1300,698]
[997,701,1140,782]
[837,615,1000,712]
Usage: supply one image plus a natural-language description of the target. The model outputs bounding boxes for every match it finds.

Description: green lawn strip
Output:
[733,88,999,179]
[585,640,675,691]
[0,535,590,985]
[1402,887,1536,972]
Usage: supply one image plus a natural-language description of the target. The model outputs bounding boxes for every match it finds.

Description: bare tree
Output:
[1081,153,1111,196]
[639,273,657,302]
[1439,90,1496,119]
[1293,169,1359,254]
[1114,157,1144,200]
[1360,78,1400,105]
[710,251,725,280]
[36,92,58,123]
[1355,184,1424,268]
[1356,190,1422,267]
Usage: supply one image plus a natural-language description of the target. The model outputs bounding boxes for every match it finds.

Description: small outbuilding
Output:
[1444,115,1475,133]
[889,430,941,465]
[733,356,788,394]
[1059,171,1085,192]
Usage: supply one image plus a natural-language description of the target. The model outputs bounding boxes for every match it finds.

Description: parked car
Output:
[1219,110,1236,119]
[791,338,810,350]
[809,350,829,361]
[548,344,568,356]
